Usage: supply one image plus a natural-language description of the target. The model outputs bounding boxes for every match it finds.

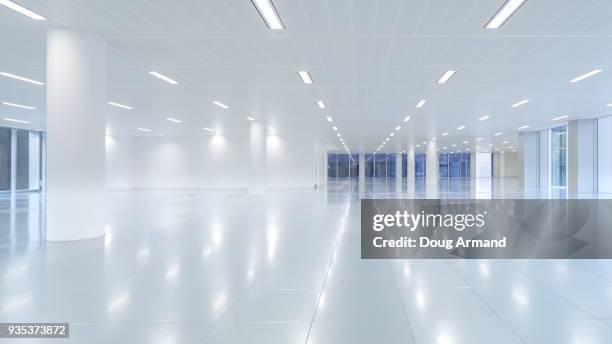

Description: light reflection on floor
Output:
[0,178,611,343]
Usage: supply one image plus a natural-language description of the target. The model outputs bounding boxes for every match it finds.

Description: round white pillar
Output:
[46,29,107,241]
[249,121,266,194]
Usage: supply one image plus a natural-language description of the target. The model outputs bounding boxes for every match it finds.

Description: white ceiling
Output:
[1,0,612,153]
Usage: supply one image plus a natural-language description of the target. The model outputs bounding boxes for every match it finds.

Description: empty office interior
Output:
[2,0,612,343]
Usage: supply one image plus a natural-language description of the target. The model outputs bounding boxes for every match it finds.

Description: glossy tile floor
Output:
[1,178,612,343]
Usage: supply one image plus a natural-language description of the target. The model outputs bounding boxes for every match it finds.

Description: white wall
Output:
[493,152,518,178]
[105,136,134,189]
[518,132,539,187]
[474,153,492,178]
[567,119,596,193]
[598,116,612,193]
[106,133,317,189]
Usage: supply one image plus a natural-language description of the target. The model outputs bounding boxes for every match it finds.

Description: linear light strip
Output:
[212,101,229,109]
[251,0,284,30]
[0,0,46,20]
[437,70,456,84]
[0,72,44,85]
[569,69,602,83]
[485,0,527,29]
[297,70,313,84]
[148,71,178,85]
[108,102,132,110]
[5,118,29,124]
[1,102,35,110]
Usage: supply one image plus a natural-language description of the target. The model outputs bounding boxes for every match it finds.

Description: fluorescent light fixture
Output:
[416,100,426,108]
[478,115,490,121]
[202,127,214,132]
[463,141,469,144]
[457,125,466,130]
[148,71,178,85]
[165,117,182,123]
[485,0,527,29]
[443,146,448,150]
[403,116,411,122]
[0,0,46,20]
[477,137,484,141]
[390,133,395,137]
[606,103,612,107]
[326,116,333,122]
[137,128,152,132]
[569,69,602,83]
[442,132,449,136]
[553,115,569,121]
[5,118,29,124]
[297,70,313,84]
[251,0,284,30]
[246,116,255,121]
[337,133,341,137]
[494,132,502,136]
[0,72,43,85]
[517,125,530,130]
[212,101,229,109]
[437,70,456,84]
[503,140,510,144]
[1,102,34,110]
[385,138,389,141]
[317,100,326,109]
[108,102,132,110]
[416,144,420,147]
[268,127,275,131]
[452,144,456,147]
[332,126,337,131]
[395,126,401,131]
[512,99,529,107]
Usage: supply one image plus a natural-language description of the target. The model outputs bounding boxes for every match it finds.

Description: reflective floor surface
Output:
[1,178,612,343]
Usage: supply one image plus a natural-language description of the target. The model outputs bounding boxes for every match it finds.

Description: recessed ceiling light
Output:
[553,115,569,121]
[503,140,510,144]
[0,72,44,85]
[212,101,229,109]
[465,148,470,151]
[1,102,35,110]
[422,141,427,145]
[452,144,456,147]
[148,71,178,85]
[463,141,469,144]
[202,127,214,132]
[395,126,401,131]
[457,125,466,130]
[485,0,527,29]
[431,137,437,141]
[416,144,420,147]
[108,102,132,110]
[165,117,182,123]
[478,115,490,121]
[443,146,448,150]
[297,70,313,84]
[246,116,255,121]
[317,100,326,109]
[511,99,529,108]
[517,125,530,130]
[332,126,337,131]
[416,100,426,108]
[337,133,341,137]
[437,70,456,84]
[494,132,503,136]
[326,116,333,122]
[385,138,389,141]
[569,69,603,83]
[390,133,395,137]
[477,137,483,141]
[251,0,284,30]
[5,118,29,124]
[403,116,411,122]
[442,132,449,136]
[0,0,46,20]
[137,128,152,132]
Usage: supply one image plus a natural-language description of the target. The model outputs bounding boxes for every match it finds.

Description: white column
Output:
[539,130,551,189]
[46,29,107,241]
[598,116,612,193]
[10,129,16,199]
[28,132,41,190]
[426,140,438,185]
[518,132,539,188]
[407,148,415,181]
[567,119,596,193]
[358,152,365,194]
[249,121,266,194]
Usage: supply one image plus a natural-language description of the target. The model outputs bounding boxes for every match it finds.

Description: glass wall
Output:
[551,126,567,188]
[365,154,375,177]
[402,153,407,178]
[0,128,10,191]
[415,153,426,178]
[0,127,42,192]
[374,154,386,177]
[327,153,359,179]
[439,153,470,178]
[386,154,396,178]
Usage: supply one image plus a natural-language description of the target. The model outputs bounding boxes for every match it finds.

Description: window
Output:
[350,154,359,178]
[327,153,337,179]
[0,128,10,191]
[337,154,350,178]
[439,153,449,177]
[374,154,387,177]
[551,126,567,188]
[415,153,426,178]
[365,154,375,177]
[439,153,470,178]
[386,154,396,178]
[402,153,407,178]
